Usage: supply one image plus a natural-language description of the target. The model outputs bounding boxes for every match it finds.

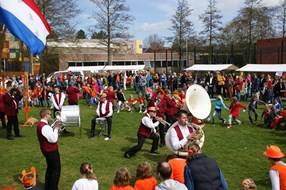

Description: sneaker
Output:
[117,110,120,113]
[223,119,226,124]
[212,123,215,126]
[227,125,232,129]
[139,111,142,113]
[104,137,110,141]
[124,153,131,158]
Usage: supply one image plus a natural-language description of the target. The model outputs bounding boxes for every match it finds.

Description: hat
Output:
[147,106,156,112]
[100,93,107,98]
[263,145,285,158]
[53,84,60,89]
[19,167,36,188]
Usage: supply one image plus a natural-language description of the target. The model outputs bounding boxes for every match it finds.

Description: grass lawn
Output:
[0,89,285,189]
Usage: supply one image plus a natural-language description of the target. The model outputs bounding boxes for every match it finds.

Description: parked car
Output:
[46,70,84,84]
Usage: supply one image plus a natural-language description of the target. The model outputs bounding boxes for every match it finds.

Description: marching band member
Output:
[50,85,65,117]
[51,85,68,133]
[66,82,80,105]
[89,93,113,141]
[169,110,196,151]
[164,90,178,125]
[149,91,167,147]
[124,106,163,158]
[4,87,23,140]
[37,108,61,190]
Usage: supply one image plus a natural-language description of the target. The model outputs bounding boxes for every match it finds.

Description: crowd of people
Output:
[1,69,286,190]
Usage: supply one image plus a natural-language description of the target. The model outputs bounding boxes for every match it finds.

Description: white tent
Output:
[103,65,145,71]
[67,66,105,72]
[236,64,286,72]
[184,64,238,71]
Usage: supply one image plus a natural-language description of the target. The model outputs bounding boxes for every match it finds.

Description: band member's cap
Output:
[100,93,107,98]
[147,106,156,112]
[263,145,285,158]
[53,84,60,89]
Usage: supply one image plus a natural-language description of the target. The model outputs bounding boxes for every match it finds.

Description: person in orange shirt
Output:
[166,154,186,184]
[127,94,137,112]
[264,145,286,190]
[83,83,91,105]
[134,162,157,190]
[90,85,99,107]
[137,93,145,113]
[110,168,134,190]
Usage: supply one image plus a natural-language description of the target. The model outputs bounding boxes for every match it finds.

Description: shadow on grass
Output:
[124,136,138,143]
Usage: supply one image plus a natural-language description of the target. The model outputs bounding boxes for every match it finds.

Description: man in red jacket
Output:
[3,87,23,140]
[124,106,163,158]
[37,108,61,190]
[66,82,80,105]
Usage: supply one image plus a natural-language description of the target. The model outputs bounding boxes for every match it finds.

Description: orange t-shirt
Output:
[134,176,157,190]
[110,185,134,190]
[128,98,136,107]
[137,97,145,105]
[168,158,186,184]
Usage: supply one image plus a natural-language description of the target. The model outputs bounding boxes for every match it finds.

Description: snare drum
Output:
[61,105,81,127]
[96,117,107,125]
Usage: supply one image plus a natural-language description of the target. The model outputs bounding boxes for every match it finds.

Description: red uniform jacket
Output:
[66,86,80,104]
[3,93,18,116]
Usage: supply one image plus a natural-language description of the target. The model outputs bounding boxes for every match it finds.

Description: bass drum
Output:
[60,105,81,127]
[165,121,205,157]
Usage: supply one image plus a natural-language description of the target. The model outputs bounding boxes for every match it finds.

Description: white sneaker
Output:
[117,110,120,113]
[139,111,142,113]
[104,137,110,141]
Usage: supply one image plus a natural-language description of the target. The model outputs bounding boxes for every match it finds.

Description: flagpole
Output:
[30,52,33,75]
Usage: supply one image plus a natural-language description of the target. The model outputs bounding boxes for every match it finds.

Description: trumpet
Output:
[155,116,171,126]
[51,111,66,133]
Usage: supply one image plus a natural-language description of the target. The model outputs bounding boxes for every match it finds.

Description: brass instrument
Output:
[51,111,66,133]
[165,84,211,157]
[155,116,171,126]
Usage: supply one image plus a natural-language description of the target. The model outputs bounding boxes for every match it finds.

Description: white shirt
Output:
[51,92,66,110]
[72,178,99,190]
[40,119,59,143]
[170,124,195,150]
[96,100,113,117]
[142,113,159,133]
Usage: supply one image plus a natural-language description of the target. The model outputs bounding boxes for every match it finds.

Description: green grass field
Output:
[0,90,285,189]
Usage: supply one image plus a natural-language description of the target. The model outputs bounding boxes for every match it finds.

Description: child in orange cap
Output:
[264,145,286,190]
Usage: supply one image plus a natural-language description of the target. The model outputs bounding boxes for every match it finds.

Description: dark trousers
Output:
[42,150,61,190]
[68,102,78,105]
[125,133,159,156]
[208,87,214,98]
[158,123,165,145]
[91,116,112,138]
[7,115,19,138]
[0,111,6,128]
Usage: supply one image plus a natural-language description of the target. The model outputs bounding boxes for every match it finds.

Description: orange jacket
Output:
[134,176,157,190]
[110,185,134,190]
[137,97,145,105]
[168,158,186,184]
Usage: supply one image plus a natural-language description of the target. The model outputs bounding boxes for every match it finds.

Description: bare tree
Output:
[199,0,222,63]
[169,0,195,70]
[143,34,165,50]
[89,0,135,65]
[273,0,286,37]
[35,0,81,39]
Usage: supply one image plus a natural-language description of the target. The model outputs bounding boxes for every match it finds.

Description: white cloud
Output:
[135,21,170,32]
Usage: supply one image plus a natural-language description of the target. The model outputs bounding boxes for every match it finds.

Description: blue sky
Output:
[77,0,280,41]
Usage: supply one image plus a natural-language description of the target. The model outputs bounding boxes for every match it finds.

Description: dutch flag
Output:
[0,0,51,55]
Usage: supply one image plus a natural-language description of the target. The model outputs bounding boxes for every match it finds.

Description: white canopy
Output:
[185,64,238,71]
[67,66,105,72]
[103,65,145,71]
[236,64,286,72]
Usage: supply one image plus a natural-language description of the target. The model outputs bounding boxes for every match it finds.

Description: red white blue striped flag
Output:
[0,0,51,54]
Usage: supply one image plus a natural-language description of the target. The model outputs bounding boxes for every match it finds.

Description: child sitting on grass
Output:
[127,94,137,112]
[227,96,247,129]
[110,168,134,190]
